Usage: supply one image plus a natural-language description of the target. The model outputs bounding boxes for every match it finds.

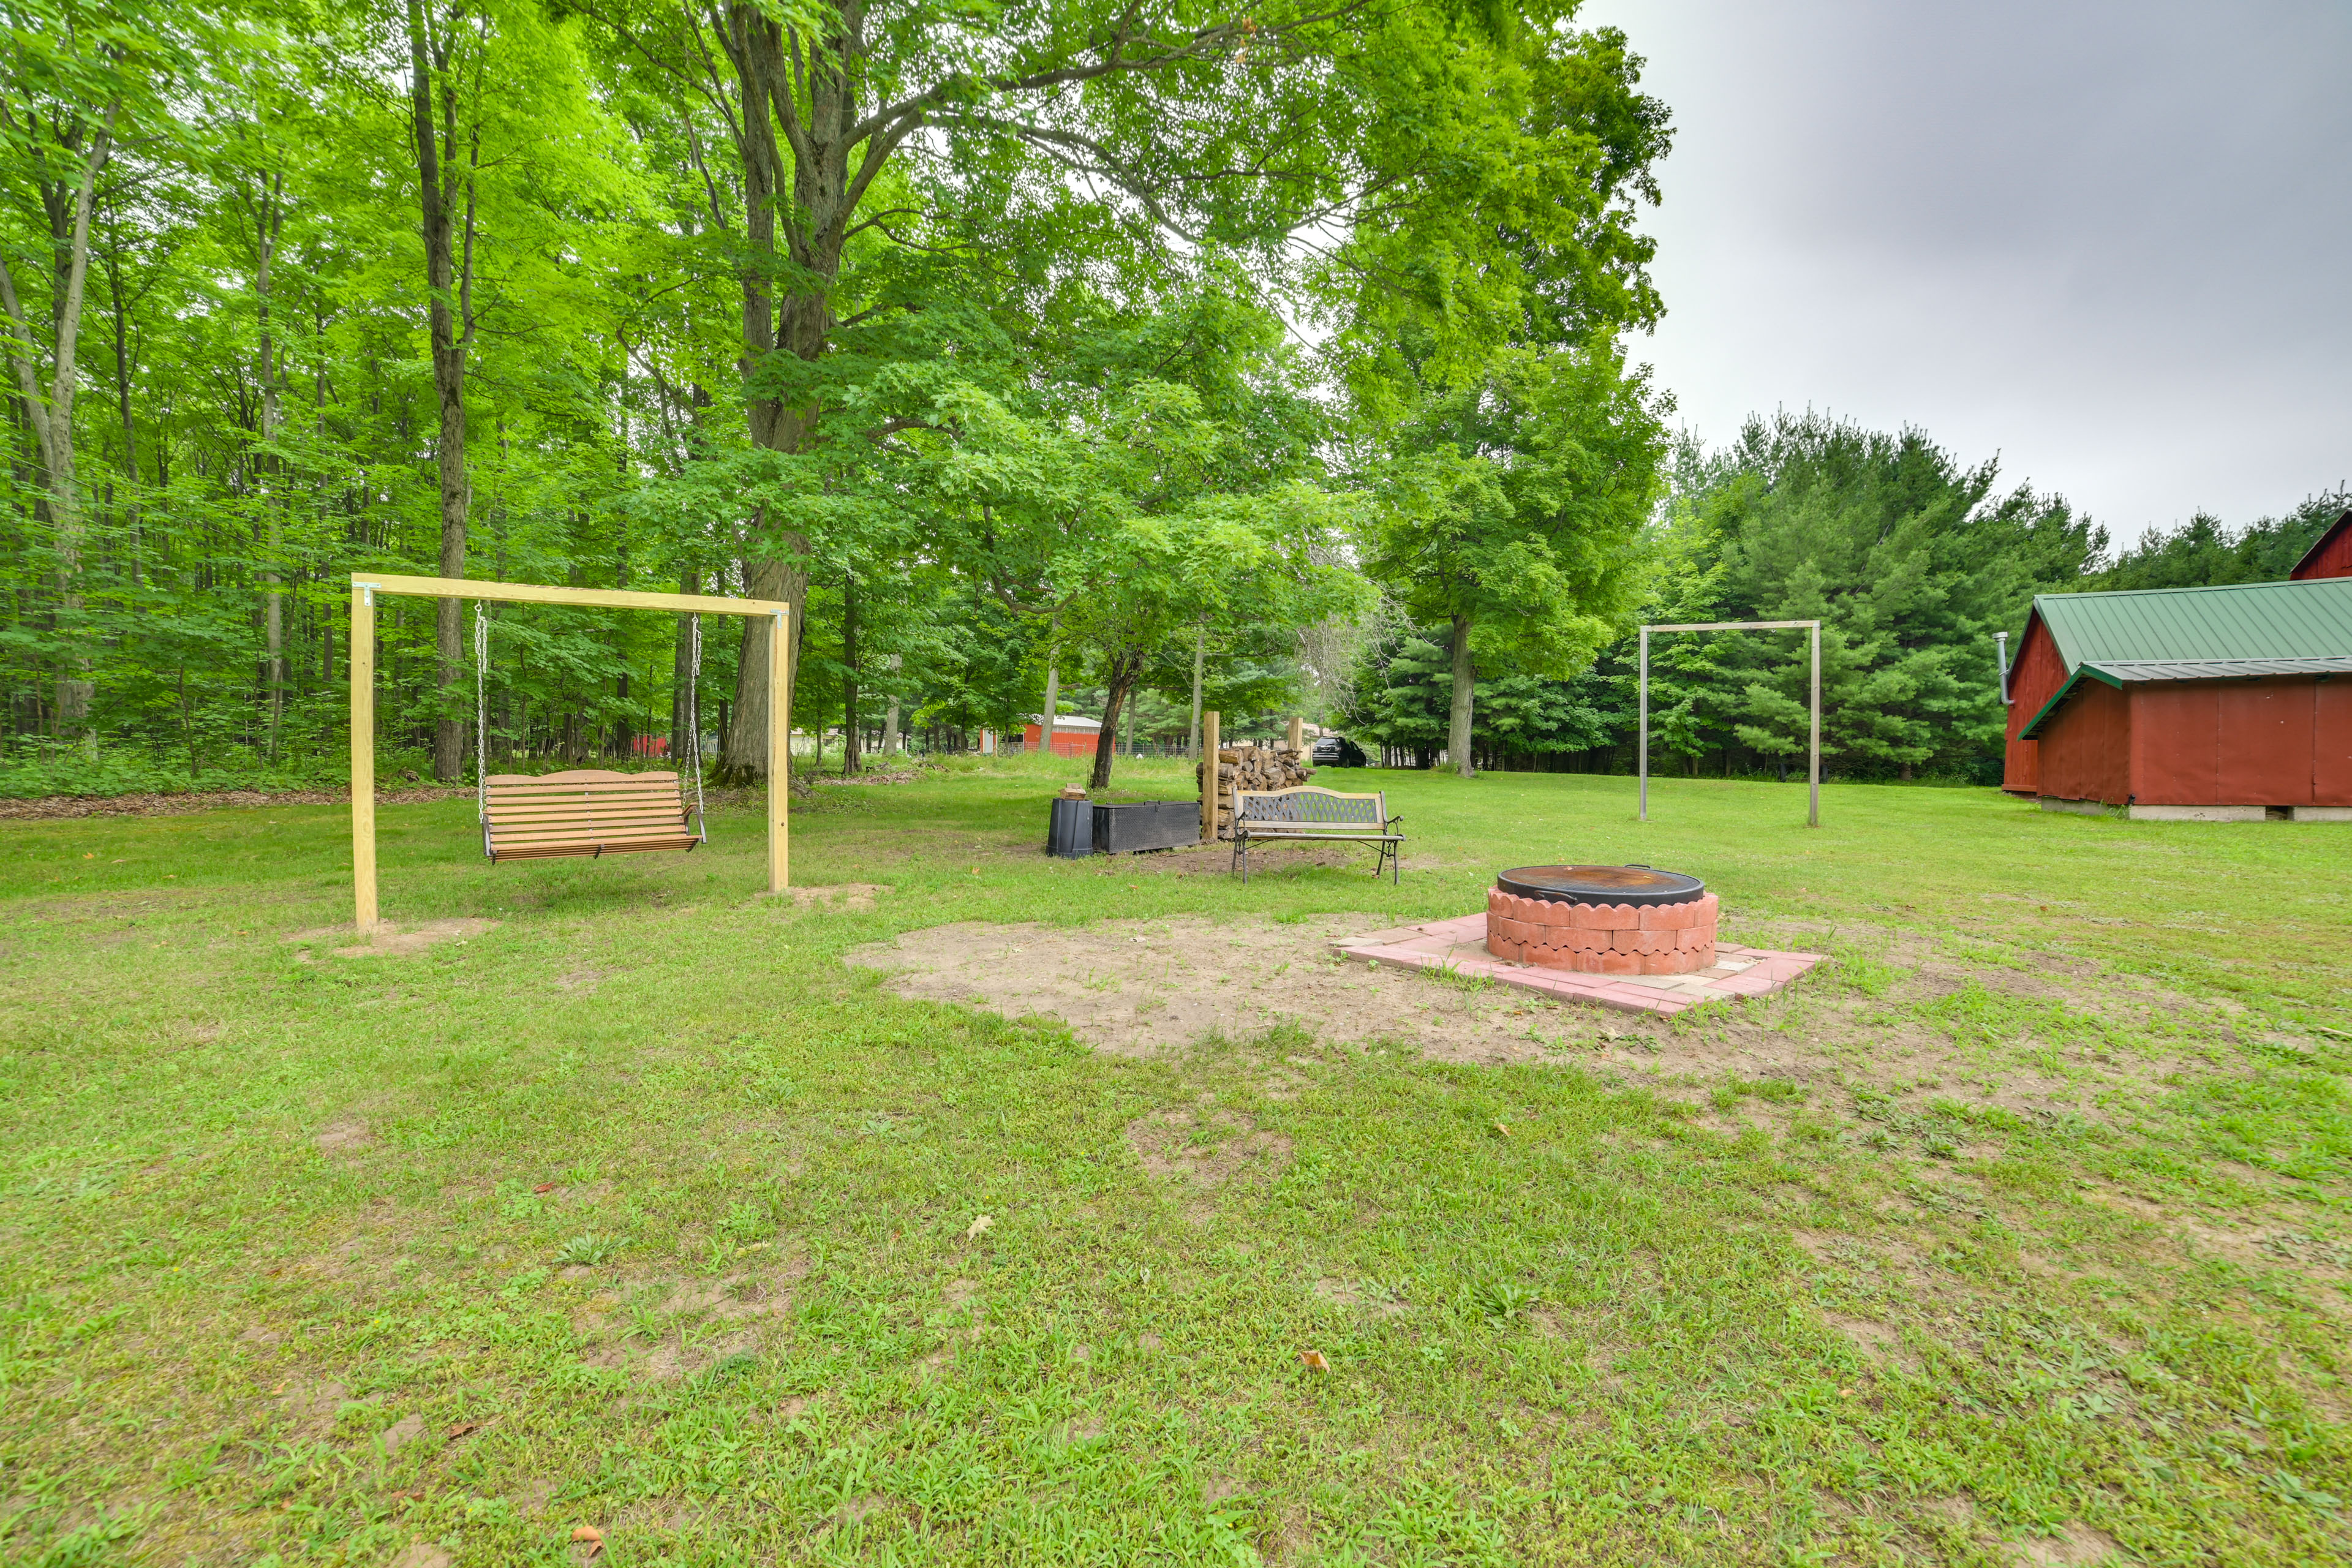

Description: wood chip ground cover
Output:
[0,754,2345,1565]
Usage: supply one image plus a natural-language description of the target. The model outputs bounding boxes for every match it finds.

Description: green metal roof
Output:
[2030,577,2352,669]
[2016,578,2352,738]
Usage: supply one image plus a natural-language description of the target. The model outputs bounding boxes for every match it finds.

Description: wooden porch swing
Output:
[474,605,707,862]
[347,573,791,931]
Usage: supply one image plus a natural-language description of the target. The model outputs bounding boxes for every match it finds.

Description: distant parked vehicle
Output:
[1311,734,1368,767]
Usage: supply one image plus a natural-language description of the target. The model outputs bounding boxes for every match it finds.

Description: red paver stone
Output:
[1329,910,1823,1019]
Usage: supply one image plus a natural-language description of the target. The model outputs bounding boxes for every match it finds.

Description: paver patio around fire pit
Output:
[1332,912,1825,1017]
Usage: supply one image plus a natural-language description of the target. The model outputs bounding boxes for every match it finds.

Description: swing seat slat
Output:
[483,770,700,862]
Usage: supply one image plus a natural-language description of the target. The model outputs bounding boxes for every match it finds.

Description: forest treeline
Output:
[1344,421,2346,783]
[1,0,2337,798]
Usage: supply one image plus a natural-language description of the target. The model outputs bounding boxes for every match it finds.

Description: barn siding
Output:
[1022,723,1100,758]
[2034,680,2132,804]
[2316,679,2352,806]
[2214,678,2315,806]
[2002,616,2067,793]
[2290,517,2352,581]
[2128,684,2222,804]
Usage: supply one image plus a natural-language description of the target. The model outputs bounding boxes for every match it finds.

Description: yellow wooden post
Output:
[350,584,377,930]
[767,608,790,892]
[1199,709,1220,843]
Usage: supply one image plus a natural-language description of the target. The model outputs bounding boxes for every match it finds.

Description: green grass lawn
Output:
[2,757,2347,1566]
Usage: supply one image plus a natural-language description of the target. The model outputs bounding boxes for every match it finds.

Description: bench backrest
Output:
[483,769,695,859]
[1234,785,1388,829]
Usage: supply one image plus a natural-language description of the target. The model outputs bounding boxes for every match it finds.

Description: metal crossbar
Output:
[1231,786,1404,884]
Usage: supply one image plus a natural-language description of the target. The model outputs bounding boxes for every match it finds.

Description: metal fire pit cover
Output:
[1497,864,1705,908]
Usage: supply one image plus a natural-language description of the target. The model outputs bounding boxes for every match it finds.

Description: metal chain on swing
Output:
[688,613,707,842]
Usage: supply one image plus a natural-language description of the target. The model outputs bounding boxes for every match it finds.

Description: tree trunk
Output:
[1040,660,1059,759]
[0,100,115,739]
[253,171,286,760]
[1449,613,1476,780]
[840,567,859,774]
[725,557,796,783]
[102,232,138,586]
[673,568,699,762]
[1090,654,1142,791]
[1187,619,1205,757]
[409,0,477,783]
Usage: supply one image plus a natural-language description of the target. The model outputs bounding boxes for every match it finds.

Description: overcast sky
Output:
[1573,0,2351,546]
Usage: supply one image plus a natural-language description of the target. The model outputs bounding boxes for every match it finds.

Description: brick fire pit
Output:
[1332,862,1822,1017]
[1484,864,1717,976]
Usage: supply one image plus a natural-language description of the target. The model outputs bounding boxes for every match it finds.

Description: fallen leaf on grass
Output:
[1493,1121,1510,1138]
[533,1182,557,1194]
[571,1525,605,1559]
[967,1215,993,1240]
[445,1421,480,1440]
[1298,1349,1330,1372]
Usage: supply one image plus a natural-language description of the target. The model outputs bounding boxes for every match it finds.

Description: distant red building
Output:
[2291,507,2352,581]
[2003,575,2352,820]
[1022,715,1101,757]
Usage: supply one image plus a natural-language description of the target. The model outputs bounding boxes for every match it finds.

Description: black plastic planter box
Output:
[1092,800,1202,854]
[1046,796,1095,858]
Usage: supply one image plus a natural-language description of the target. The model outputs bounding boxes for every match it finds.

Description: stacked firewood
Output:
[1196,743,1315,840]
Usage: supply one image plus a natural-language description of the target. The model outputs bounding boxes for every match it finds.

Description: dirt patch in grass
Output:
[845,914,1596,1061]
[783,882,889,910]
[2010,1521,2120,1565]
[314,1120,375,1153]
[1825,1314,1922,1375]
[842,916,2196,1134]
[317,918,497,958]
[273,1376,349,1438]
[1125,1109,1292,1188]
[661,1272,800,1319]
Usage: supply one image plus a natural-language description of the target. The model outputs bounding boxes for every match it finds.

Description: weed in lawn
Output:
[552,1233,619,1267]
[1466,1278,1540,1327]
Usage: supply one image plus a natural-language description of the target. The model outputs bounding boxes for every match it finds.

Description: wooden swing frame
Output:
[349,573,791,931]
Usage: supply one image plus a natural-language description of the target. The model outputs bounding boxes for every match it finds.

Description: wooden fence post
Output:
[1199,710,1220,843]
[350,583,377,931]
[1286,715,1303,752]
[769,607,790,892]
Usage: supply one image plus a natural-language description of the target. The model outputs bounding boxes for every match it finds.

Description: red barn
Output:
[2291,507,2352,581]
[2003,576,2352,820]
[1022,714,1101,757]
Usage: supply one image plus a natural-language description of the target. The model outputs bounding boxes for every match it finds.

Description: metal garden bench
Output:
[1231,785,1404,884]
